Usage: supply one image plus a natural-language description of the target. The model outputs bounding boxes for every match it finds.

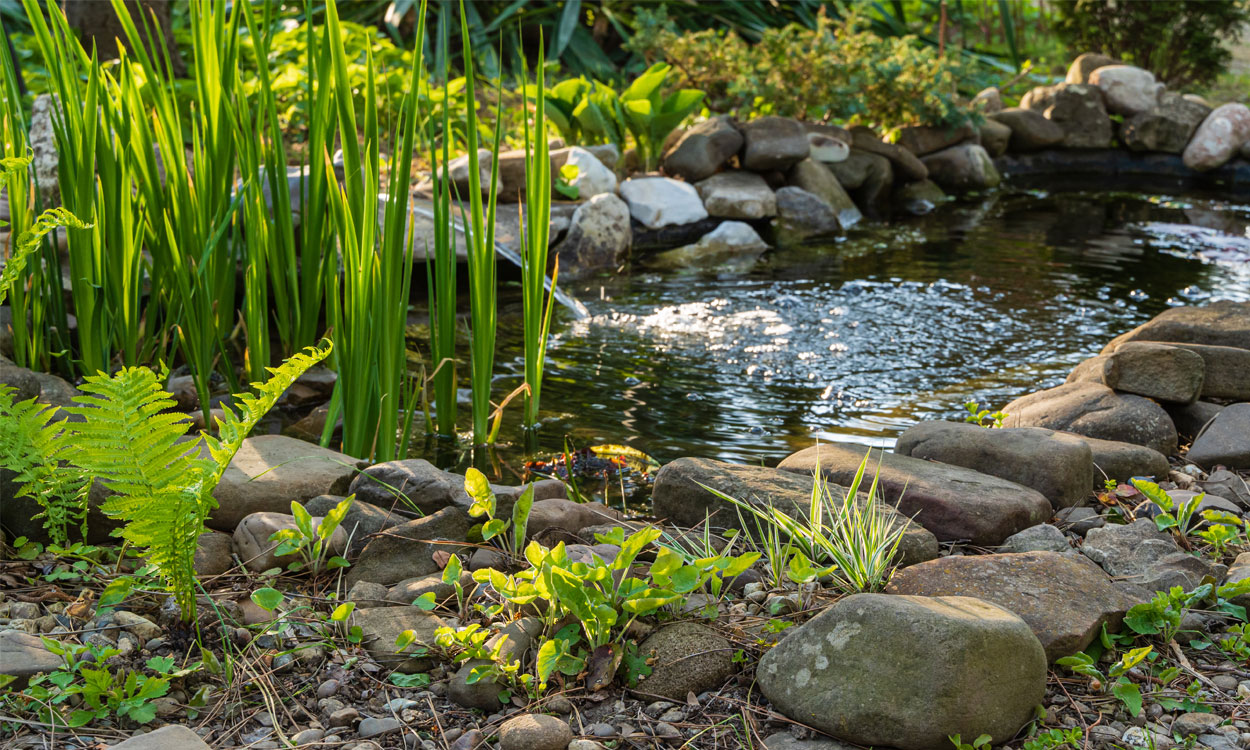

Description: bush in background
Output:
[1051,0,1250,88]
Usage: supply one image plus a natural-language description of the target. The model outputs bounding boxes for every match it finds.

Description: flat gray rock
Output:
[1187,403,1250,470]
[1002,382,1178,456]
[107,726,211,749]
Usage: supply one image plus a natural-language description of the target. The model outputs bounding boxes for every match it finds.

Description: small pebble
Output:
[357,717,402,739]
[329,707,360,728]
[317,679,340,699]
[290,728,326,745]
[451,729,485,750]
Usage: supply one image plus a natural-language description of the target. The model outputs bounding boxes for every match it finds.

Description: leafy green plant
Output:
[269,495,355,575]
[1056,645,1153,716]
[1130,479,1203,541]
[1023,727,1083,750]
[464,467,535,560]
[618,62,704,172]
[1194,510,1249,557]
[949,734,992,750]
[705,448,909,593]
[0,387,90,545]
[964,400,1007,428]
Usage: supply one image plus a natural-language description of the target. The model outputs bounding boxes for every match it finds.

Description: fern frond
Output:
[68,367,211,620]
[0,207,93,306]
[0,386,87,545]
[205,339,334,480]
[0,154,32,183]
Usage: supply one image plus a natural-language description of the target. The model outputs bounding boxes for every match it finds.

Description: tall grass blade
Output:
[520,35,556,434]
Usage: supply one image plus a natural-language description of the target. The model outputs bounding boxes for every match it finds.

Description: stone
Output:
[1060,434,1170,487]
[739,116,810,171]
[1187,403,1250,470]
[636,622,737,700]
[588,143,620,171]
[1066,53,1120,84]
[33,372,78,409]
[1225,553,1250,607]
[346,459,467,516]
[756,593,1046,750]
[498,714,573,750]
[895,421,1093,509]
[1103,302,1250,351]
[27,95,60,209]
[551,192,632,279]
[893,179,947,216]
[1045,83,1113,149]
[661,116,743,182]
[107,725,211,749]
[495,146,572,202]
[526,499,623,543]
[1001,524,1071,554]
[619,177,709,229]
[887,551,1140,661]
[1054,507,1104,535]
[1001,382,1178,456]
[233,511,348,573]
[1122,92,1211,154]
[564,146,616,199]
[778,443,1053,546]
[849,126,928,181]
[1167,401,1224,440]
[973,87,1003,114]
[447,148,499,198]
[806,131,850,163]
[786,159,861,228]
[352,607,446,672]
[920,143,1001,192]
[990,108,1065,152]
[1202,469,1250,509]
[346,580,391,605]
[1173,714,1224,739]
[896,123,978,156]
[1082,519,1222,591]
[0,630,62,686]
[978,118,1012,157]
[826,149,893,219]
[450,618,543,710]
[1020,83,1062,112]
[1113,342,1250,401]
[1067,342,1205,404]
[1183,104,1250,171]
[357,717,402,739]
[764,735,859,750]
[209,435,360,531]
[650,221,770,270]
[0,357,39,401]
[194,531,234,577]
[387,572,471,606]
[772,186,842,244]
[652,457,938,566]
[346,506,474,587]
[305,495,408,552]
[695,171,777,219]
[1090,65,1162,116]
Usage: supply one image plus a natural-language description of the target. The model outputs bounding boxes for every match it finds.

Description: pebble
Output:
[569,742,608,750]
[386,697,418,712]
[317,679,340,698]
[1211,674,1238,692]
[450,729,485,750]
[290,728,326,744]
[1197,734,1238,750]
[357,717,402,738]
[544,695,573,714]
[9,602,39,620]
[329,707,360,727]
[590,723,616,737]
[498,714,573,750]
[255,711,274,727]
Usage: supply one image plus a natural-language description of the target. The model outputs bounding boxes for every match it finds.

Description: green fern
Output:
[0,387,89,545]
[66,340,333,621]
[0,207,93,306]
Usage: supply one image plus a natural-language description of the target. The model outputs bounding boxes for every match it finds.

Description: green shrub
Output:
[634,12,975,129]
[1051,0,1250,88]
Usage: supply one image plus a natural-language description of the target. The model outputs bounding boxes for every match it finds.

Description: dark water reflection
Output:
[469,189,1250,468]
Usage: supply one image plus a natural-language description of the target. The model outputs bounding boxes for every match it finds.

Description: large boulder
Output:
[778,443,1053,546]
[1067,342,1205,404]
[1082,519,1223,591]
[1045,84,1113,149]
[990,108,1065,152]
[619,177,709,229]
[772,186,841,245]
[826,149,893,219]
[1058,434,1170,487]
[1121,92,1211,154]
[209,435,361,531]
[739,116,810,172]
[786,159,862,228]
[757,594,1046,750]
[695,171,777,219]
[650,221,770,270]
[1089,65,1161,116]
[894,422,1093,509]
[978,118,1012,158]
[1167,401,1224,440]
[635,622,737,700]
[886,552,1141,661]
[1182,103,1250,171]
[1001,382,1178,456]
[305,495,408,550]
[551,192,633,279]
[1066,53,1120,84]
[1108,341,1250,401]
[346,506,474,587]
[662,116,743,182]
[348,458,472,516]
[651,457,939,566]
[564,146,616,199]
[1103,302,1250,351]
[849,127,928,181]
[919,143,1001,192]
[895,123,978,157]
[1186,403,1250,470]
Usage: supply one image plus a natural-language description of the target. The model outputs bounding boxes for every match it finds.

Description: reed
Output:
[426,8,459,441]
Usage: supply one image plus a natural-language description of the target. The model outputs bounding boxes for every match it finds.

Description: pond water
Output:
[461,189,1250,472]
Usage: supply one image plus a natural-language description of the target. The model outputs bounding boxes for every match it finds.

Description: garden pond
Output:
[416,188,1250,476]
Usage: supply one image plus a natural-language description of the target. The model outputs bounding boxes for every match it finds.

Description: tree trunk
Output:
[61,0,186,78]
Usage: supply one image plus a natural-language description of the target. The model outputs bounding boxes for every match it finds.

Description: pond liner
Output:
[994,149,1250,198]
